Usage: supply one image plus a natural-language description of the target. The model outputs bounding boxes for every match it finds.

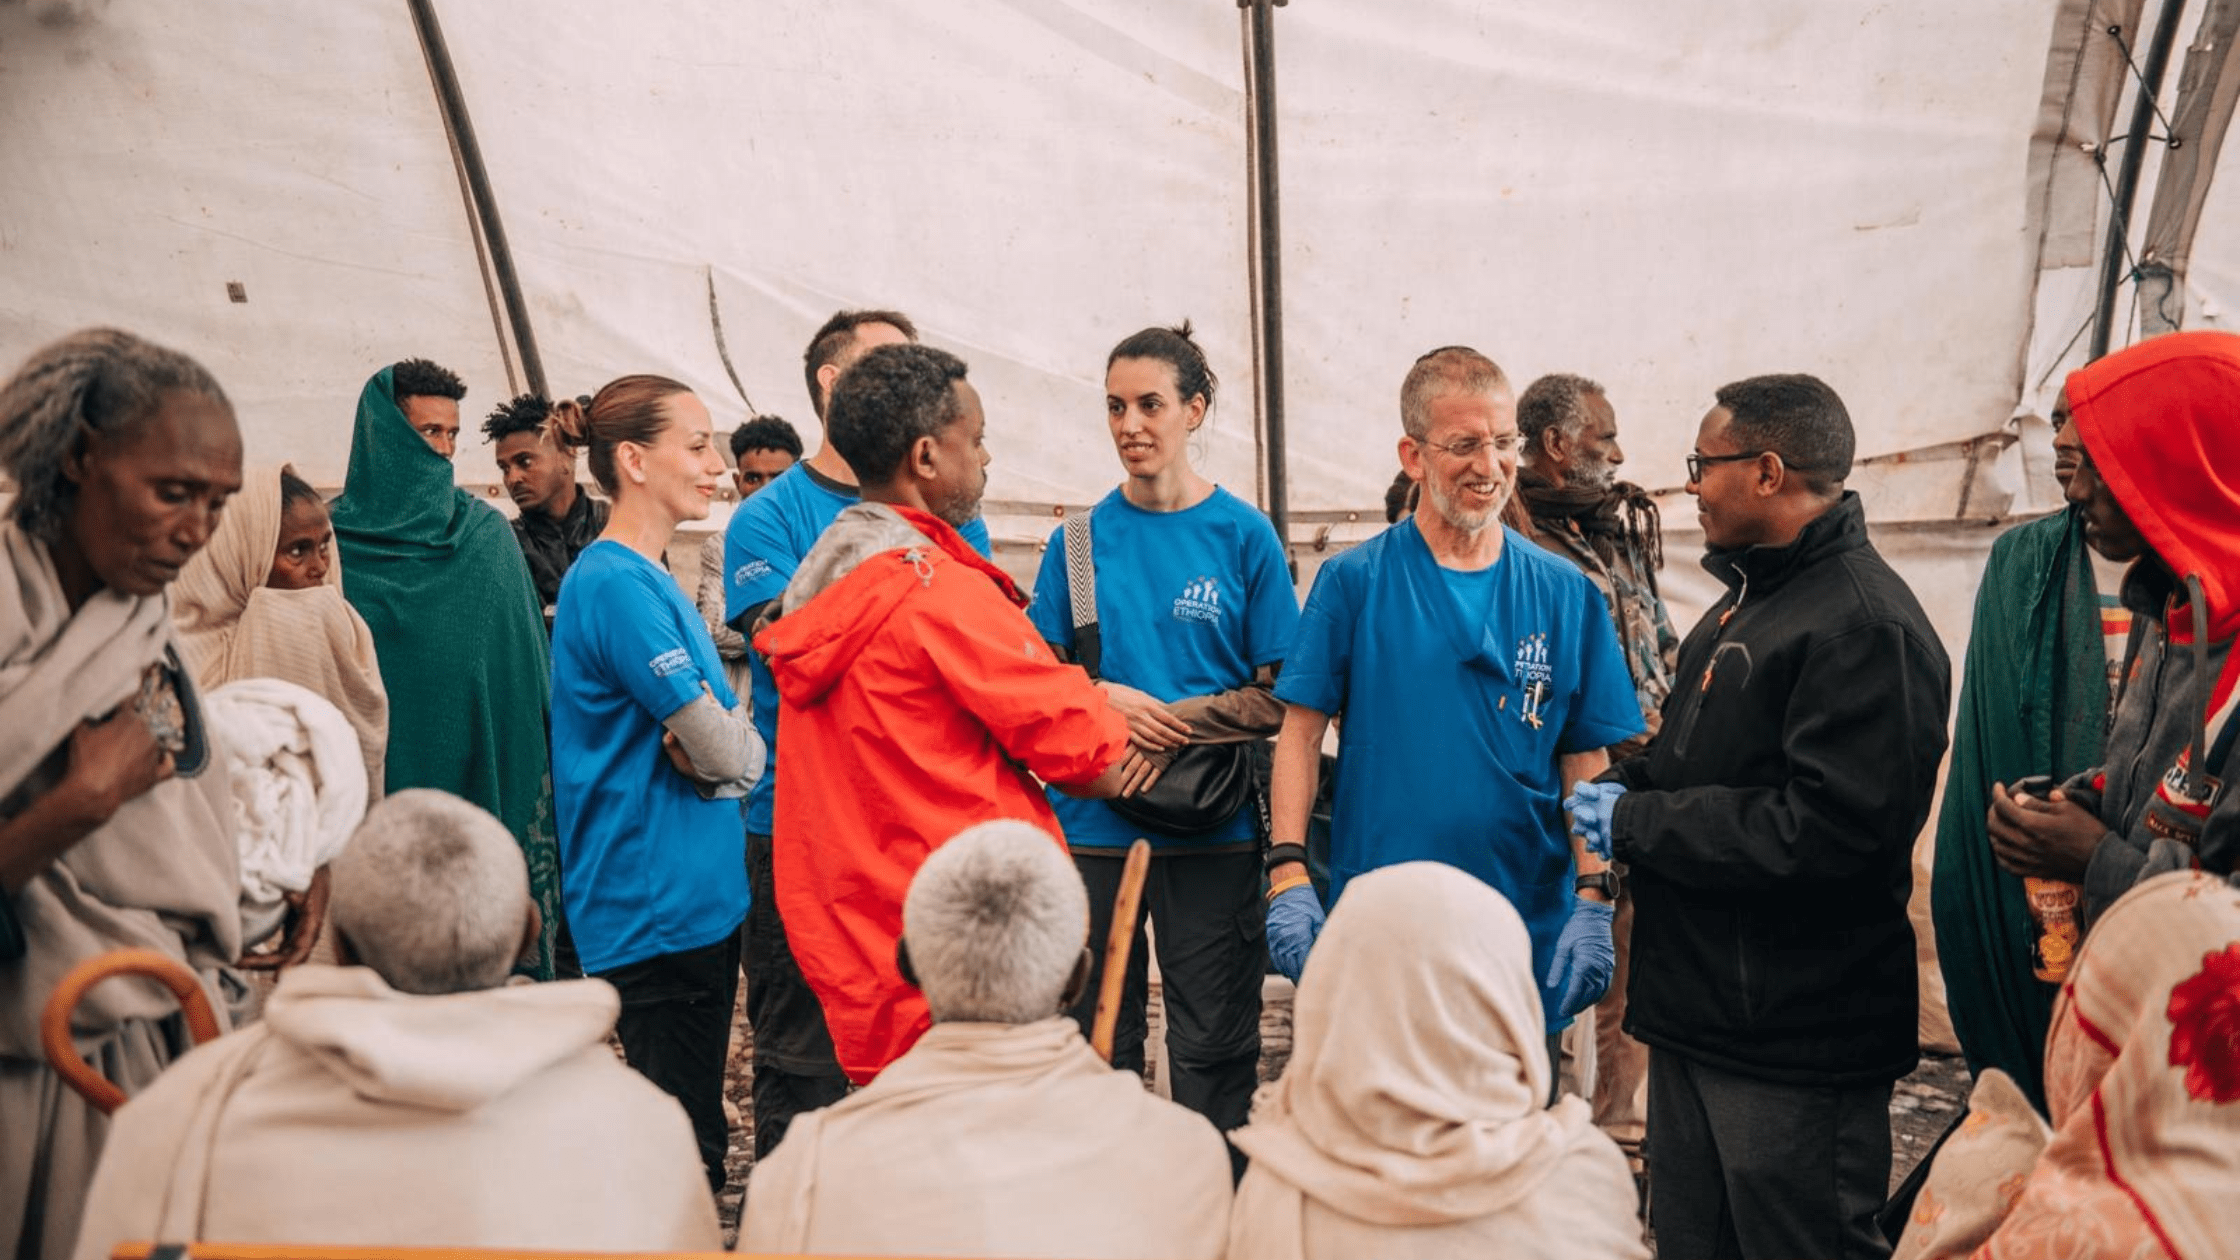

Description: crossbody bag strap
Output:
[1063,507,1102,679]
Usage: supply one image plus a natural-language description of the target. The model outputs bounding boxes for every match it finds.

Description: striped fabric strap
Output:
[1063,508,1097,631]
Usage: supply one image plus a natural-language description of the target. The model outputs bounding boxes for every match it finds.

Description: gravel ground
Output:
[712,979,1973,1248]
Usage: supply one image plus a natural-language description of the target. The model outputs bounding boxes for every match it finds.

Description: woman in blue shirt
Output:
[548,376,762,1194]
[1028,324,1299,1157]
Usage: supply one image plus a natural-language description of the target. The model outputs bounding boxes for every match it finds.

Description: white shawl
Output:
[1227,862,1647,1260]
[72,967,721,1257]
[742,1016,1232,1258]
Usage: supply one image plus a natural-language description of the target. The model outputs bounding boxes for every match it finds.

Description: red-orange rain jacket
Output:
[754,504,1127,1082]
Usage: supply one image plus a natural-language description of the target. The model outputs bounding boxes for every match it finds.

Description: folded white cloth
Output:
[204,679,368,938]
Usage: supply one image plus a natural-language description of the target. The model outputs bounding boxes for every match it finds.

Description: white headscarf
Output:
[1228,862,1645,1260]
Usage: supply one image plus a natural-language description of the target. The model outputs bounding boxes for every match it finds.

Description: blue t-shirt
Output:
[723,462,992,835]
[551,541,749,974]
[1027,487,1299,850]
[1276,520,1642,1024]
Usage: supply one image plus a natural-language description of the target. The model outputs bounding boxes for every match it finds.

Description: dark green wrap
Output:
[1930,508,2109,1109]
[331,366,560,978]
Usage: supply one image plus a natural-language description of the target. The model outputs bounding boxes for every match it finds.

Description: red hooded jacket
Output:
[753,504,1127,1082]
[2065,330,2240,900]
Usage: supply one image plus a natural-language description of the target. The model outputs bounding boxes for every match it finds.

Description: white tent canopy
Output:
[8,0,2229,530]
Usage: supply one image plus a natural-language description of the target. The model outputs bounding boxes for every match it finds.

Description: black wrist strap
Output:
[1264,842,1309,873]
[0,892,24,964]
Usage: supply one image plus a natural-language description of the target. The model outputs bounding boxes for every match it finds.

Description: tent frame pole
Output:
[409,0,548,398]
[1240,0,1290,552]
[2092,0,2190,358]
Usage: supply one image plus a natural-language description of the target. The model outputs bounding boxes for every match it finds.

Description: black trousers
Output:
[601,928,742,1193]
[1068,848,1263,1161]
[745,830,850,1158]
[1647,1049,1894,1260]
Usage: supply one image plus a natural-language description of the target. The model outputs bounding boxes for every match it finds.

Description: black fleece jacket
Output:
[1607,492,1951,1086]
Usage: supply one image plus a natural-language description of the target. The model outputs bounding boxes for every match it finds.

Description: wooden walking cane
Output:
[1089,838,1153,1063]
[43,947,223,1114]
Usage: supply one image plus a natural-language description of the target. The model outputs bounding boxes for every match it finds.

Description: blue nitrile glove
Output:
[1564,781,1628,862]
[1546,897,1617,1020]
[1267,883,1327,984]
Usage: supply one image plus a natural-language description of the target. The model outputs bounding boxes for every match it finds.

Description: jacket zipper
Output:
[1673,570,1750,760]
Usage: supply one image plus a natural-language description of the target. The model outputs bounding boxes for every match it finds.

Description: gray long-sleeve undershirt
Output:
[662,691,765,798]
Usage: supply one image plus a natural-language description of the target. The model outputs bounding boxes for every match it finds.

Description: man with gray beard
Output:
[1265,348,1644,1071]
[1511,373,1677,1186]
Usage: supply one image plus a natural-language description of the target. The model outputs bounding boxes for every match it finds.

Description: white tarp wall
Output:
[6,0,2061,518]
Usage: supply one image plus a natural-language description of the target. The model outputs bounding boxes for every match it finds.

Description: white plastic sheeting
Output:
[3,0,2090,520]
[0,1,504,481]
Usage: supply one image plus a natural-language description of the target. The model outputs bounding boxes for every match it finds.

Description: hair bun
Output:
[546,396,589,448]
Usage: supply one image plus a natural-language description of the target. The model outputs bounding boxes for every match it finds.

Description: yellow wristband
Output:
[1267,874,1312,902]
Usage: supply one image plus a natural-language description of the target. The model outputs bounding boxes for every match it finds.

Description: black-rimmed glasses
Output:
[1686,450,1769,481]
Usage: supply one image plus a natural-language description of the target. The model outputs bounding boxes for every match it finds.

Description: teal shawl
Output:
[330,367,559,978]
[1930,508,2108,1109]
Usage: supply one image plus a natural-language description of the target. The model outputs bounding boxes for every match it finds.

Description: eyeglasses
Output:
[1686,450,1769,481]
[1415,434,1519,461]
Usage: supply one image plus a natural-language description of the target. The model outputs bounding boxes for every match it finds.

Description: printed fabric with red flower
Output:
[2166,942,2240,1104]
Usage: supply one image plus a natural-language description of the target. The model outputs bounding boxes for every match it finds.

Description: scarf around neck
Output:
[1516,468,1663,574]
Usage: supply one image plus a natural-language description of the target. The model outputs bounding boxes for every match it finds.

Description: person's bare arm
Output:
[1266,704,1330,884]
[1562,747,1615,903]
[1055,757,1133,800]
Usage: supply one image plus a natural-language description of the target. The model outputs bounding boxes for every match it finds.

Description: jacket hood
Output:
[260,965,620,1112]
[756,505,945,707]
[2066,331,2240,641]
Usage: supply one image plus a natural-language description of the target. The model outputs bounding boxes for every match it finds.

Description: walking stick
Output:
[43,947,223,1114]
[1090,838,1153,1063]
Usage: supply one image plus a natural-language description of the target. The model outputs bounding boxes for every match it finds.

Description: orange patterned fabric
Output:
[1899,870,2240,1260]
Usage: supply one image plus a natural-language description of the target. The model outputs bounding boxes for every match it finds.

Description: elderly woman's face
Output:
[66,389,243,596]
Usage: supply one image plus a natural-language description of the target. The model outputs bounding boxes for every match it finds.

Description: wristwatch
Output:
[1574,870,1620,901]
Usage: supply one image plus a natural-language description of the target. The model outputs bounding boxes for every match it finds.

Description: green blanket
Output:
[1930,508,2108,1109]
[331,367,559,978]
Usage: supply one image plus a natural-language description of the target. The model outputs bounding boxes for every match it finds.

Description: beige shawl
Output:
[741,1016,1232,1258]
[0,521,244,1260]
[72,967,720,1257]
[1228,862,1647,1260]
[172,466,388,792]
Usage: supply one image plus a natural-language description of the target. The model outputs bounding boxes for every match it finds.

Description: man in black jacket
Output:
[1568,374,1951,1260]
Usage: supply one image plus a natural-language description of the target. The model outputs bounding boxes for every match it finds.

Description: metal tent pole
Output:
[409,0,548,398]
[1240,0,1291,554]
[2092,0,2190,358]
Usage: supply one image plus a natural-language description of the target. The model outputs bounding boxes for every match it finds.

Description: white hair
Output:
[903,821,1088,1024]
[329,789,530,995]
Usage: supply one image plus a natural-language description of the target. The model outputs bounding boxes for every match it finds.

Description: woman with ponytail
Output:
[1025,323,1299,1160]
[547,376,761,1195]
